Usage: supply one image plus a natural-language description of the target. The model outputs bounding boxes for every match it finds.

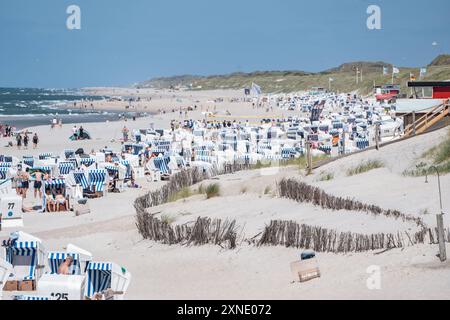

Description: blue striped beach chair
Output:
[119,160,132,180]
[39,153,52,160]
[3,156,13,163]
[281,147,296,159]
[356,138,369,150]
[88,169,107,193]
[32,166,52,174]
[0,167,8,180]
[5,241,40,281]
[332,122,344,129]
[153,157,170,174]
[58,162,75,175]
[47,252,81,275]
[79,157,95,167]
[73,171,89,190]
[13,295,50,301]
[84,262,113,298]
[23,156,34,167]
[0,162,12,168]
[319,145,332,154]
[84,262,131,300]
[44,179,65,191]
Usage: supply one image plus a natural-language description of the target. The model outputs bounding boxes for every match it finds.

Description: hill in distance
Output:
[136,54,450,95]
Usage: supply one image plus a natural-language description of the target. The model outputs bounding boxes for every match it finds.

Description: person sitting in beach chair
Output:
[57,256,74,275]
[55,189,69,212]
[45,189,56,212]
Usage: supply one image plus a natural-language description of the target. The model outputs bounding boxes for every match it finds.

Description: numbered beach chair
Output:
[84,262,131,300]
[0,179,23,228]
[3,232,46,291]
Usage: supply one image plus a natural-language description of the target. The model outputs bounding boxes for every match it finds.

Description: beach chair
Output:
[58,161,75,176]
[79,157,96,167]
[84,262,131,300]
[145,160,161,182]
[73,171,89,193]
[64,149,75,159]
[88,169,107,197]
[3,232,46,291]
[39,153,52,160]
[153,156,170,176]
[0,257,13,299]
[47,252,81,275]
[23,156,34,168]
[12,294,50,300]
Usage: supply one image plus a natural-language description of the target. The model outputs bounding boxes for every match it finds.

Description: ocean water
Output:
[0,88,123,129]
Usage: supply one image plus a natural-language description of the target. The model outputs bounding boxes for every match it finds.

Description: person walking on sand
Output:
[79,126,84,140]
[32,133,39,149]
[33,170,43,199]
[122,126,129,142]
[16,133,22,149]
[23,133,29,149]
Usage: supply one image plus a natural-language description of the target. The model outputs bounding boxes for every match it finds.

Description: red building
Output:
[374,84,401,101]
[408,81,450,99]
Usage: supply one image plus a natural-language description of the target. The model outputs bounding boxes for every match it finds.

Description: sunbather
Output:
[57,256,74,275]
[45,189,56,212]
[55,190,69,211]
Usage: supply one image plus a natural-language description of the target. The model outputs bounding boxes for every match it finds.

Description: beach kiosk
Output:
[0,179,23,228]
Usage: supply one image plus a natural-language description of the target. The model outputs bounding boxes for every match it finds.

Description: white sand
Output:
[1,89,449,300]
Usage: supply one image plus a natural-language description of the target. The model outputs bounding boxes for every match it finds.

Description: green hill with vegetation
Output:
[136,55,450,95]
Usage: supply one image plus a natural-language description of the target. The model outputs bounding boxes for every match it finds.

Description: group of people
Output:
[72,125,86,140]
[0,124,14,137]
[12,166,44,199]
[51,118,63,129]
[15,131,39,149]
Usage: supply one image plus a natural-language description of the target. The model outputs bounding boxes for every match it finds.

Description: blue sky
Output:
[0,0,448,88]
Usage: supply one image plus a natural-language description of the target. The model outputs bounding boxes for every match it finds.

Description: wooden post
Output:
[306,142,312,175]
[412,111,416,135]
[375,123,380,151]
[436,213,447,262]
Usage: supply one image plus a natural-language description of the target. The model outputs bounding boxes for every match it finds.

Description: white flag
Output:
[251,82,262,96]
[420,68,427,76]
[329,78,334,82]
[392,67,400,74]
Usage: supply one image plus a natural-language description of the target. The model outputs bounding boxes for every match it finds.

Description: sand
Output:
[1,88,449,300]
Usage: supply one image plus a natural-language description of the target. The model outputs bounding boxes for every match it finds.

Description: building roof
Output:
[408,81,450,87]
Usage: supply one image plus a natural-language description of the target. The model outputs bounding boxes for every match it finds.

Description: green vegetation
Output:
[318,172,334,181]
[161,214,176,225]
[346,160,384,176]
[264,186,272,195]
[205,183,221,199]
[405,129,450,176]
[136,55,450,95]
[240,186,248,194]
[168,187,193,202]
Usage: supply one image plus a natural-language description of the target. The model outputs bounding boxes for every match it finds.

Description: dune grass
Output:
[346,160,384,176]
[406,129,450,176]
[160,214,176,225]
[168,187,193,202]
[318,172,334,181]
[205,183,221,199]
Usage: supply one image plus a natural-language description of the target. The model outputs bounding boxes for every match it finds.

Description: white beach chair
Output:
[84,262,131,300]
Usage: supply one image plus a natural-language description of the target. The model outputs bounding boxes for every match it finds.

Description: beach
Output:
[1,88,449,300]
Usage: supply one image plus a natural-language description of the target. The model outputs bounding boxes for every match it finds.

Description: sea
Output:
[0,88,123,129]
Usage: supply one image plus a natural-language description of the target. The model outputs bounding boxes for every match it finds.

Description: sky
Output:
[0,0,449,88]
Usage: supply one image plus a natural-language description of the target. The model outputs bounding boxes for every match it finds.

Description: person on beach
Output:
[59,118,63,128]
[52,118,57,129]
[16,133,22,149]
[32,133,39,149]
[33,171,43,199]
[79,126,84,139]
[57,256,74,275]
[21,168,30,199]
[55,190,68,211]
[45,189,56,212]
[23,133,29,149]
[122,126,129,142]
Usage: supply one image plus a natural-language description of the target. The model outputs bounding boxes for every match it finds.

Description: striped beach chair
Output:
[84,262,131,300]
[281,147,296,159]
[0,162,12,168]
[88,169,107,193]
[23,156,34,167]
[58,162,75,175]
[31,166,52,174]
[119,160,132,180]
[319,145,332,154]
[332,121,344,129]
[39,153,52,160]
[0,167,8,180]
[79,157,95,167]
[73,171,89,191]
[13,295,50,301]
[356,138,369,150]
[5,241,41,281]
[47,252,81,275]
[153,157,170,174]
[3,156,13,163]
[44,179,65,191]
